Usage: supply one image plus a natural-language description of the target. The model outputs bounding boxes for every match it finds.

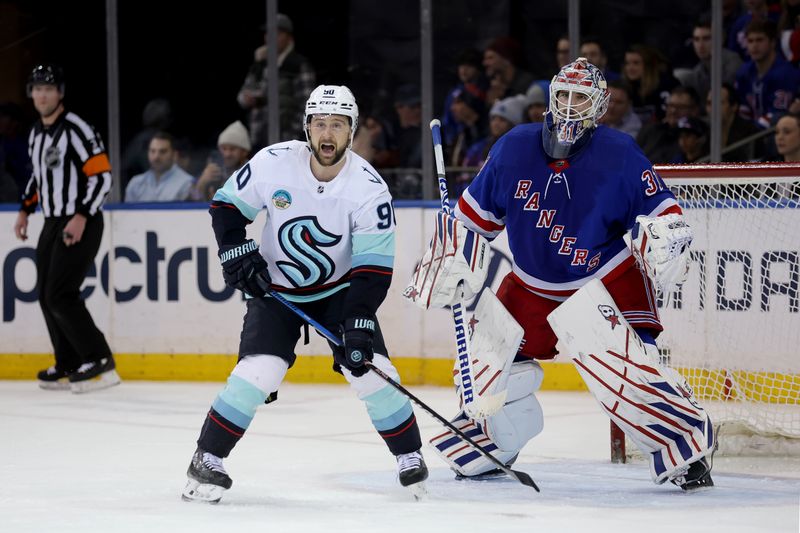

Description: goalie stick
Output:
[428,119,485,418]
[268,289,540,492]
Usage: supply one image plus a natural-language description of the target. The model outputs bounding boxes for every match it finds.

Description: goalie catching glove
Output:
[403,211,490,309]
[631,213,692,295]
[219,239,271,297]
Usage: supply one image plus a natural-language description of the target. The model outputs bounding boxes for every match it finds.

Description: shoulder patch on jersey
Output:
[361,166,382,184]
[272,189,293,209]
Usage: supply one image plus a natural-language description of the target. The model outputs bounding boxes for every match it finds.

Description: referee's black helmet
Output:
[27,63,65,96]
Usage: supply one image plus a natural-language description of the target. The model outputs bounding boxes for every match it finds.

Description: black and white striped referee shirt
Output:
[21,110,112,218]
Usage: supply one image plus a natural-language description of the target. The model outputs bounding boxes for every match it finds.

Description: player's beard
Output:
[312,140,347,167]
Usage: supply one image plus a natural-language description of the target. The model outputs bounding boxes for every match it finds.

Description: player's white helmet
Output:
[304,85,359,146]
[542,57,609,159]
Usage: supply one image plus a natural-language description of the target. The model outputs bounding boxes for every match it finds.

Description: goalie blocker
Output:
[547,279,715,489]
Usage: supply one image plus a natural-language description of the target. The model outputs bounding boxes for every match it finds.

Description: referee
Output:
[13,63,121,393]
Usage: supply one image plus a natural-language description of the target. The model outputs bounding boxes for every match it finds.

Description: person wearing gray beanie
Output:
[193,121,253,201]
[489,94,527,127]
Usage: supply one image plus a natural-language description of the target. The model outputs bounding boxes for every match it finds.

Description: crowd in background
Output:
[2,0,800,203]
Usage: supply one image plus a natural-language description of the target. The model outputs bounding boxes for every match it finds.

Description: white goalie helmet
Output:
[304,85,359,145]
[542,57,609,159]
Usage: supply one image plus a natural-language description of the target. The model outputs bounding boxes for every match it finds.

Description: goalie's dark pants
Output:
[498,261,662,360]
[36,215,112,373]
[197,289,422,458]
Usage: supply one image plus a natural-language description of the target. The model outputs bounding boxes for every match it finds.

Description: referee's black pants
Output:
[36,214,112,373]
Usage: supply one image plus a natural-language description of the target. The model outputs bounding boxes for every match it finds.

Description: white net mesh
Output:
[651,164,800,455]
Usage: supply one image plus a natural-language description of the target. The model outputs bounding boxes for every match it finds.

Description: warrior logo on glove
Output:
[218,239,272,298]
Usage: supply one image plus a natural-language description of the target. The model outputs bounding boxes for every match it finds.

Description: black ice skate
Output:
[68,357,121,393]
[670,456,714,491]
[37,366,72,391]
[182,448,233,504]
[397,450,428,500]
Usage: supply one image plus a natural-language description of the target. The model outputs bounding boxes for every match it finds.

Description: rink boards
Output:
[1,202,797,391]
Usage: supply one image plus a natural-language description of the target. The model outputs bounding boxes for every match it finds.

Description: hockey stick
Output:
[268,289,540,492]
[429,119,485,417]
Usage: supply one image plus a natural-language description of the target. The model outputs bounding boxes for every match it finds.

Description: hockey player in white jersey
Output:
[182,85,427,503]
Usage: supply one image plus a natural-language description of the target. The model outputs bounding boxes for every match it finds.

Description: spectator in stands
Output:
[772,112,800,196]
[728,0,781,60]
[193,121,252,202]
[683,15,742,106]
[237,13,316,150]
[775,112,800,161]
[555,35,571,73]
[125,132,195,202]
[735,19,800,129]
[121,98,172,187]
[483,37,534,106]
[447,85,488,169]
[637,86,701,163]
[455,94,527,196]
[623,44,680,125]
[351,113,396,169]
[673,116,710,163]
[707,83,764,161]
[778,0,800,63]
[723,0,745,39]
[391,84,423,199]
[441,48,488,148]
[599,80,642,139]
[524,83,546,123]
[173,136,201,178]
[580,36,620,81]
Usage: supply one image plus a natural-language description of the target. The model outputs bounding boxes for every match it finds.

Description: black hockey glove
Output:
[219,239,271,297]
[337,317,376,377]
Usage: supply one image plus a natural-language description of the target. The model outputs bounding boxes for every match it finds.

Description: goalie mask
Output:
[542,57,609,159]
[304,85,359,148]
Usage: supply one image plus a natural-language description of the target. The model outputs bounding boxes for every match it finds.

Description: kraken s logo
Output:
[277,216,342,287]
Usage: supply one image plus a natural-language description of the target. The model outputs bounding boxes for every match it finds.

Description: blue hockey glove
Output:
[337,317,376,377]
[219,239,271,297]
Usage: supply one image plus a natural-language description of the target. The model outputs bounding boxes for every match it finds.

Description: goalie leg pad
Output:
[430,361,543,477]
[547,279,715,484]
[455,289,524,419]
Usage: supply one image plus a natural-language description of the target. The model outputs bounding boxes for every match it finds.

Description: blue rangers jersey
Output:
[455,123,680,300]
[211,140,395,317]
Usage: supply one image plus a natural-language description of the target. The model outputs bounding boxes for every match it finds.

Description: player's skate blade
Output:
[181,479,226,504]
[406,480,427,501]
[183,448,232,503]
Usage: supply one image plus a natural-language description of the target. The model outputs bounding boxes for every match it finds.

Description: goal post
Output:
[611,162,800,461]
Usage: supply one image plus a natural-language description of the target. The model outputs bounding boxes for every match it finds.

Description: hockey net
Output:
[612,162,800,460]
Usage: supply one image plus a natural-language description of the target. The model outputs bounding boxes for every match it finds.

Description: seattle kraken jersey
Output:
[213,140,395,308]
[455,123,679,299]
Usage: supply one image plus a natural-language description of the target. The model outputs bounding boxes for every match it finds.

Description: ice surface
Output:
[1,382,798,533]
